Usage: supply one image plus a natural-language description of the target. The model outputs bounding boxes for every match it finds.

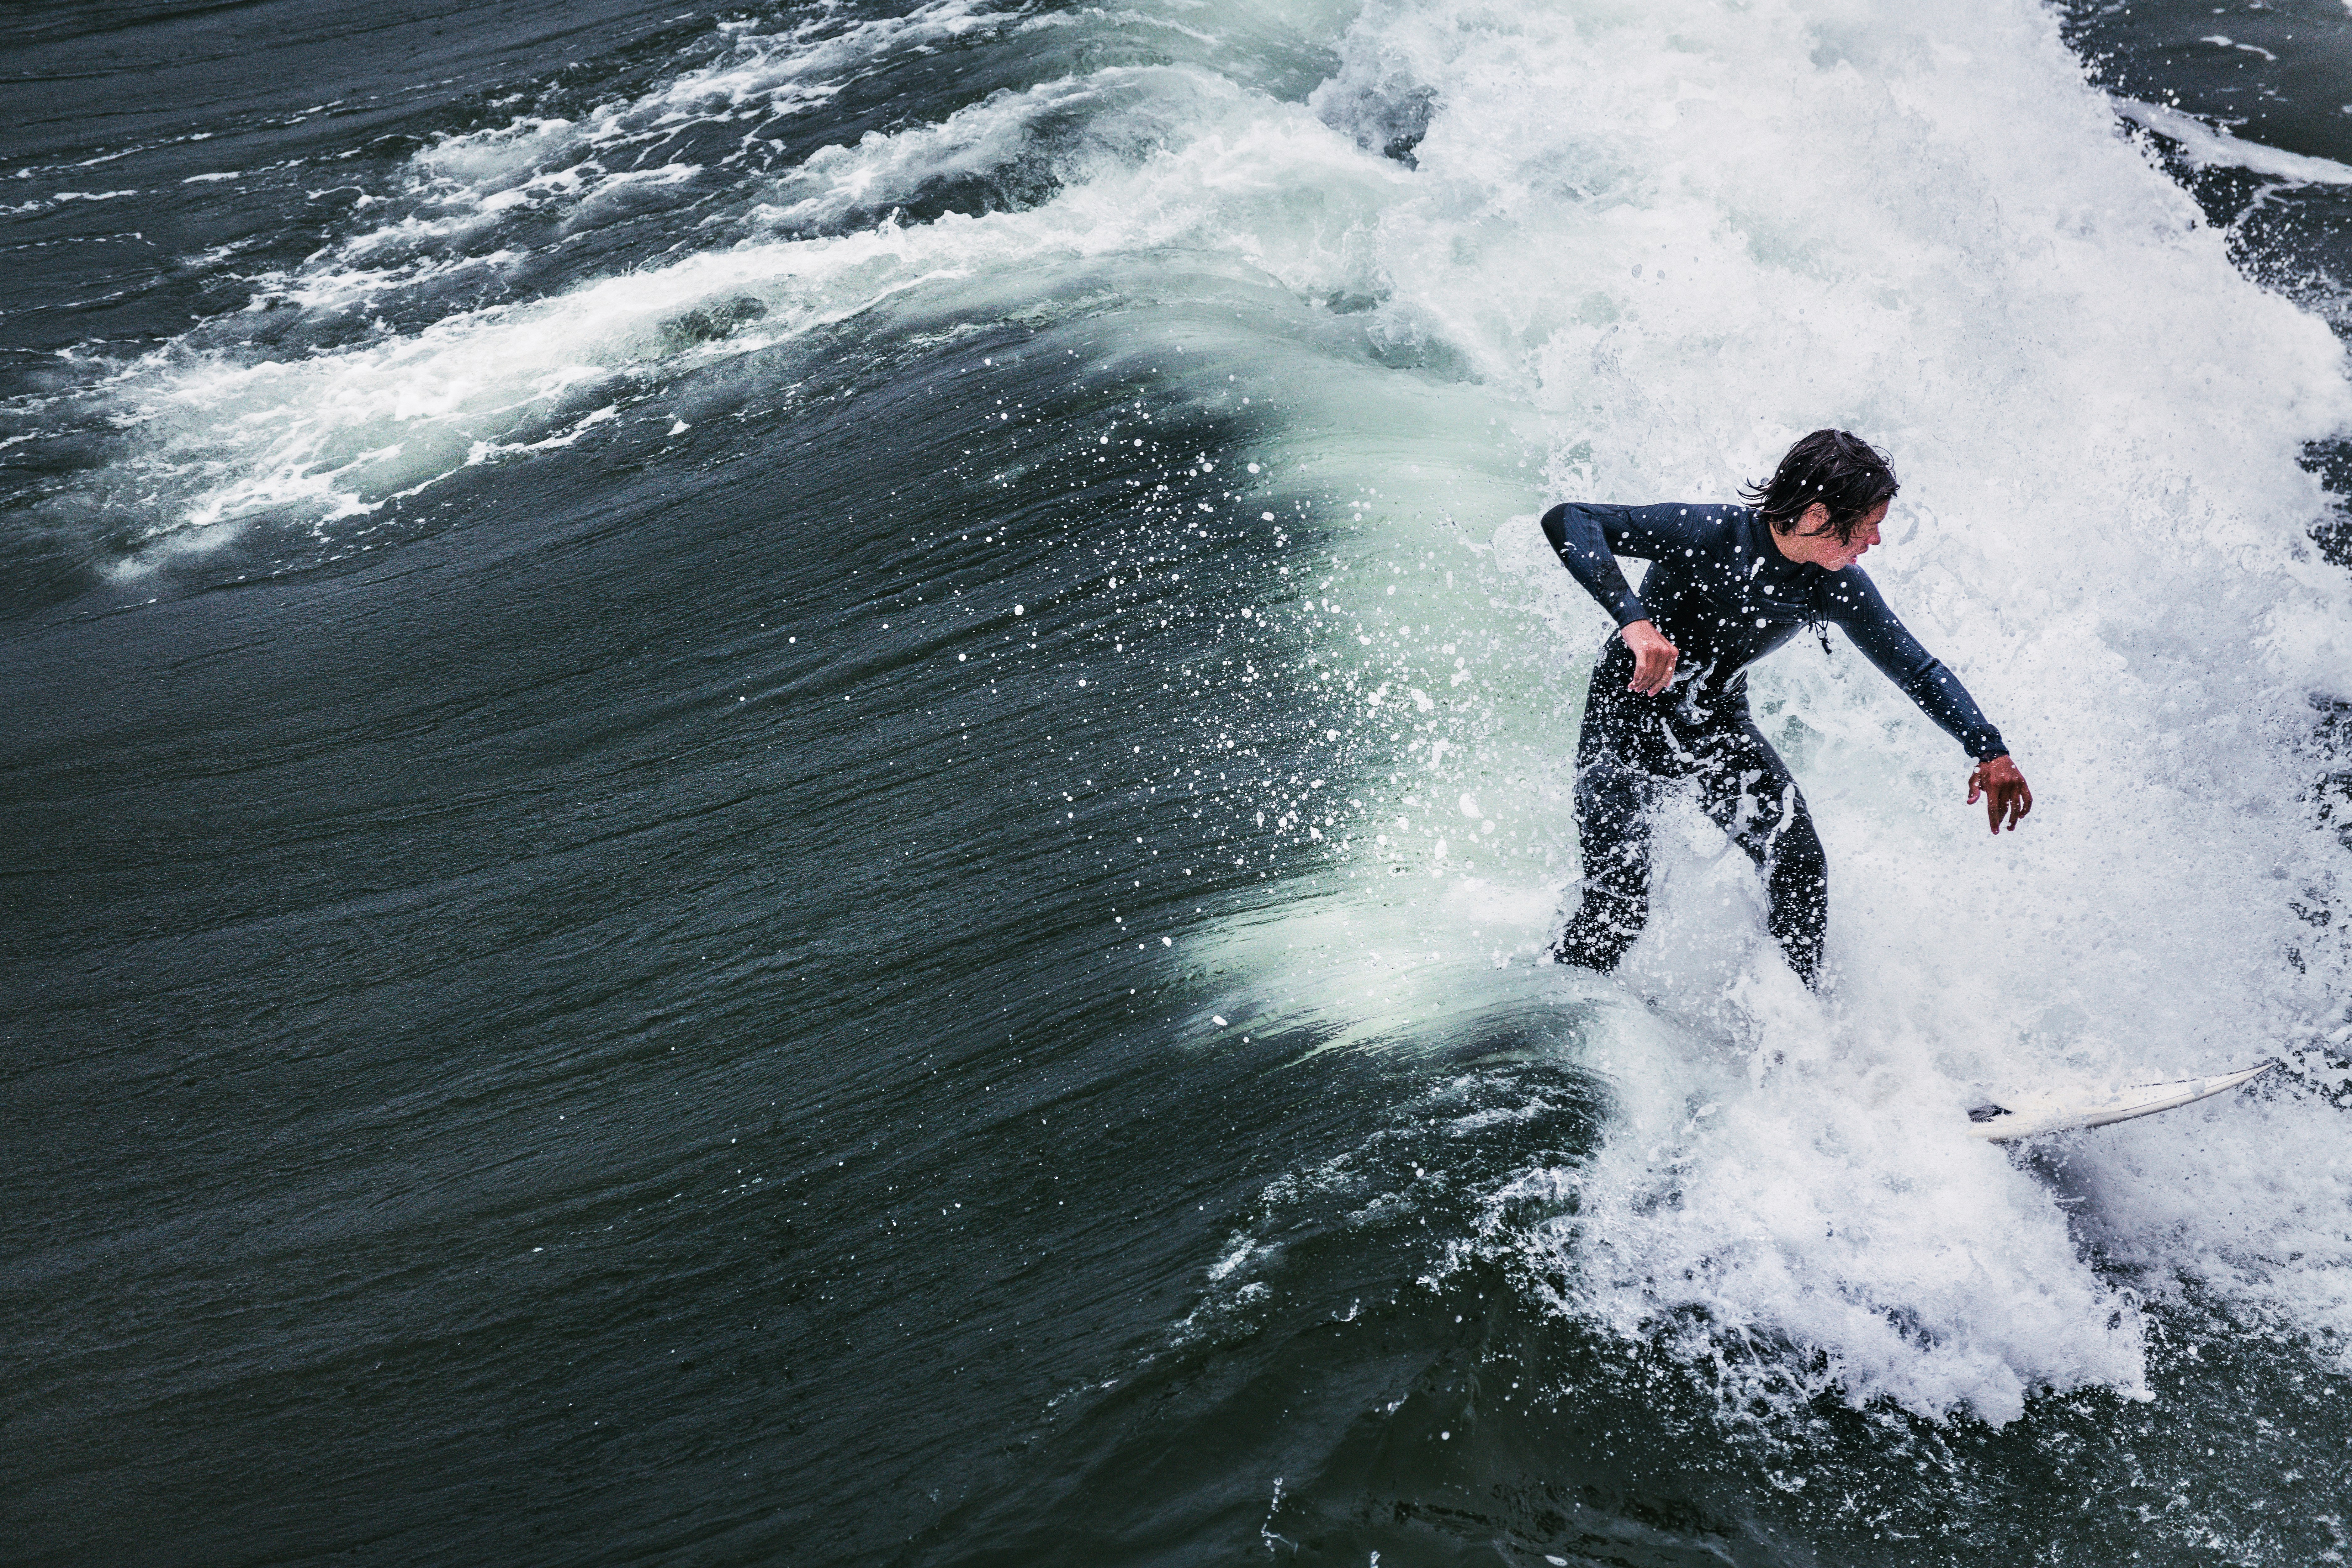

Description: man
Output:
[1541,429,2030,988]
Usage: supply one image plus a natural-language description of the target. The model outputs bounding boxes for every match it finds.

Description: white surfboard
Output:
[1962,1061,2279,1142]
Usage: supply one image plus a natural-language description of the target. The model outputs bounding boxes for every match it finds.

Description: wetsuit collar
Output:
[1746,511,1820,579]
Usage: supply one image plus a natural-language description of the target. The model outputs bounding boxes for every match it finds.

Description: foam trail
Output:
[2118,99,2352,186]
[301,1,1039,280]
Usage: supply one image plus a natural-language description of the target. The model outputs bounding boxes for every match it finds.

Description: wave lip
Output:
[27,56,1404,559]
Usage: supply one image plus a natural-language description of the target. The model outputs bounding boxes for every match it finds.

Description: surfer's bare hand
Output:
[1967,754,2032,834]
[1621,619,1678,696]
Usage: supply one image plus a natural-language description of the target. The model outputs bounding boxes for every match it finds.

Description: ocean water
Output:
[6,1,2352,1563]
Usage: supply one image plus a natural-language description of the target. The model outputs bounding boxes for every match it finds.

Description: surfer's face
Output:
[1779,499,1886,571]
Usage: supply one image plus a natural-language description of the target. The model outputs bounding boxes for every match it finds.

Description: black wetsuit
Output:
[1541,502,2006,986]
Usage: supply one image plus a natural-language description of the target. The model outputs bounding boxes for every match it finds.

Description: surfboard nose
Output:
[1962,1059,2280,1141]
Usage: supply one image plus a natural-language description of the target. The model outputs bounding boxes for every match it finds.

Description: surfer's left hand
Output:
[1966,754,2032,834]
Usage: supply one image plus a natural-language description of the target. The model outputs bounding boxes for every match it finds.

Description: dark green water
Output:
[7,2,2352,1564]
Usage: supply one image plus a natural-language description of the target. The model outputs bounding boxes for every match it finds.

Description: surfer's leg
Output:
[1695,724,1828,987]
[1552,734,1659,972]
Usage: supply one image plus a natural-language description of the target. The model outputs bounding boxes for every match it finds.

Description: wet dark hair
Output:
[1740,429,1898,543]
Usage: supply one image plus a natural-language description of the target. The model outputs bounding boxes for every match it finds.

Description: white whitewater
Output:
[1188,0,2352,1427]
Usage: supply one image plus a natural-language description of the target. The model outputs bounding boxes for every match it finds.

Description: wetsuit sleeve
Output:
[1539,502,1723,629]
[1823,570,2010,760]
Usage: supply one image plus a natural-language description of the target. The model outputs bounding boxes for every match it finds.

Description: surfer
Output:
[1542,429,2030,988]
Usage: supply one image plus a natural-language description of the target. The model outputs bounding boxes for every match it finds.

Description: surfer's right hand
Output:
[1967,753,2032,834]
[1621,619,1678,696]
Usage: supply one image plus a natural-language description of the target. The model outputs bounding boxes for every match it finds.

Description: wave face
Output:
[6,1,2352,1564]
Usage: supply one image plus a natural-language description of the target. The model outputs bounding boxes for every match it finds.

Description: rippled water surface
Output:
[7,2,2352,1564]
